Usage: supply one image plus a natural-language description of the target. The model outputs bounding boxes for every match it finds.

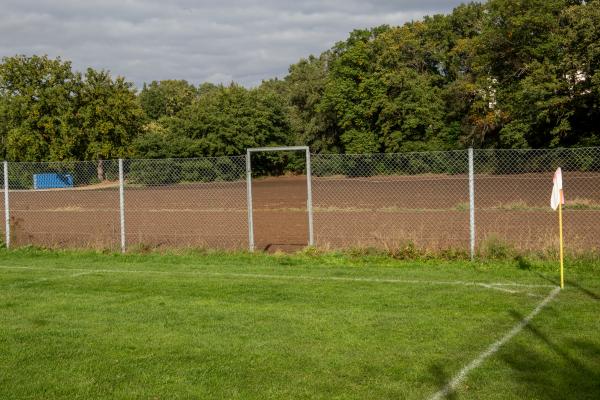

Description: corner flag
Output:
[550,167,564,211]
[550,167,565,289]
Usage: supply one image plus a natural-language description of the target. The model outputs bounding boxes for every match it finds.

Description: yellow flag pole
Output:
[558,190,564,289]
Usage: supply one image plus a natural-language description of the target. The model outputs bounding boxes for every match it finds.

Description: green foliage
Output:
[127,157,244,186]
[0,55,80,161]
[312,151,468,178]
[300,0,598,153]
[6,160,118,189]
[480,235,515,259]
[285,54,339,152]
[138,80,197,120]
[127,159,182,185]
[0,55,143,162]
[78,69,144,160]
[134,84,290,159]
[133,83,292,175]
[1,0,599,168]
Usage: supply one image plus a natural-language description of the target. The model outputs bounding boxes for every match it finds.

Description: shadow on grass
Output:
[496,310,600,400]
[565,279,600,301]
[427,363,458,400]
[531,272,600,302]
[534,271,559,286]
[426,305,599,399]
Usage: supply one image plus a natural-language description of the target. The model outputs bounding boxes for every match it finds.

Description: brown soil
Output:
[2,173,599,253]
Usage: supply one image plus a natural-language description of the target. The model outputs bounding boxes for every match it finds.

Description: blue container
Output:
[33,173,74,190]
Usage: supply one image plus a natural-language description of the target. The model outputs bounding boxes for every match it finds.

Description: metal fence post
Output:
[468,148,476,260]
[119,159,126,253]
[3,161,10,249]
[246,150,255,252]
[306,149,314,246]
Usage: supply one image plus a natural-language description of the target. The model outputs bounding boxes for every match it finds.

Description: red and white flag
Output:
[550,167,564,211]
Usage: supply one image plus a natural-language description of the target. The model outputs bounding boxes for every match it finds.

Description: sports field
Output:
[5,172,600,252]
[0,249,599,399]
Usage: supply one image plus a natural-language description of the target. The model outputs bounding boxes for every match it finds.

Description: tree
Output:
[464,0,578,148]
[134,84,290,158]
[285,54,339,152]
[77,68,144,179]
[0,55,144,166]
[139,80,197,120]
[558,0,600,146]
[3,0,600,164]
[319,27,390,153]
[318,23,458,153]
[0,55,81,161]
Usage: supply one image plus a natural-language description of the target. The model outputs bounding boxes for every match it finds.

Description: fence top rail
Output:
[124,155,247,162]
[473,146,600,153]
[3,146,600,166]
[311,149,469,158]
[247,146,309,153]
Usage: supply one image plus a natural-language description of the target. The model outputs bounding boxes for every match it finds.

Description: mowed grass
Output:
[0,249,598,399]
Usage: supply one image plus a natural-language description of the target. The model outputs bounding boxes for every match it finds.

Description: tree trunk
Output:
[97,159,105,181]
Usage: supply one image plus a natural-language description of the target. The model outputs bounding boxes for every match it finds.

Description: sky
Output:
[0,0,465,88]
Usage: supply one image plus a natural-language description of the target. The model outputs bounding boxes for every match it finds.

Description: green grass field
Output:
[0,248,598,399]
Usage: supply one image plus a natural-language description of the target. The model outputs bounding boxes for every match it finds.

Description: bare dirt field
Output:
[2,173,599,253]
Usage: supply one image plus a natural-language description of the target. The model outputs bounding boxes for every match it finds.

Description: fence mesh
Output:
[474,148,600,253]
[123,157,247,250]
[247,149,310,252]
[2,148,599,255]
[6,160,120,249]
[311,151,470,250]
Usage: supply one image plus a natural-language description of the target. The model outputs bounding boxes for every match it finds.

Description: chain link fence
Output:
[123,157,247,250]
[311,151,470,251]
[474,148,600,253]
[2,148,599,255]
[5,160,120,250]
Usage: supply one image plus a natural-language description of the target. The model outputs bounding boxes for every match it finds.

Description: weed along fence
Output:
[2,147,600,256]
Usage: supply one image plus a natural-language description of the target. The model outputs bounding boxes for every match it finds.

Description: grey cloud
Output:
[0,0,465,87]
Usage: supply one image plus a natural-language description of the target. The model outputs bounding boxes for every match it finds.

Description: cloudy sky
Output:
[0,0,464,87]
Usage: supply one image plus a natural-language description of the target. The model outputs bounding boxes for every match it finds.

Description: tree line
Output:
[1,0,598,165]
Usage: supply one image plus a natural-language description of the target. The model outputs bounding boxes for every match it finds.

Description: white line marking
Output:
[5,271,95,288]
[427,286,561,400]
[69,271,96,278]
[478,283,519,294]
[0,265,554,292]
[37,271,95,281]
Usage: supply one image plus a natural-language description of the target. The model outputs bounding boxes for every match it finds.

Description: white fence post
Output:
[3,161,9,249]
[306,149,314,246]
[119,159,126,253]
[468,148,476,260]
[246,150,255,252]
